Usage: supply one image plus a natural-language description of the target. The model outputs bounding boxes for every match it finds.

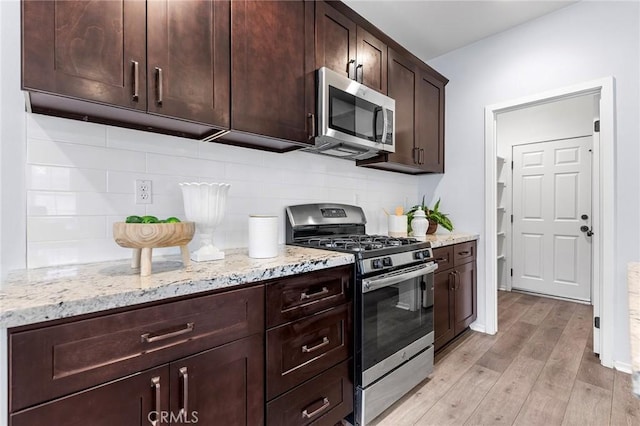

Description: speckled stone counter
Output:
[0,246,354,328]
[423,232,479,248]
[628,262,640,396]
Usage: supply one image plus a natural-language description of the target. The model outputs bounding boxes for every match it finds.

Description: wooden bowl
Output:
[113,222,195,276]
[113,222,195,248]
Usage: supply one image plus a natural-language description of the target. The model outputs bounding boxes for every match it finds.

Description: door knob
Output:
[581,214,589,220]
[580,225,589,232]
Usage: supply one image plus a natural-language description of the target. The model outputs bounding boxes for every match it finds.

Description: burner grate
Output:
[301,234,420,252]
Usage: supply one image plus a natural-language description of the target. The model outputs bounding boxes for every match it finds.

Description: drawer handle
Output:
[150,376,161,426]
[300,286,329,301]
[302,397,331,419]
[458,251,471,256]
[302,336,330,353]
[435,257,448,262]
[179,367,189,416]
[141,322,195,343]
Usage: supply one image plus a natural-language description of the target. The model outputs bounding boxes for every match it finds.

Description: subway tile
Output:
[107,126,200,157]
[27,114,107,146]
[27,139,146,172]
[28,239,128,268]
[147,152,226,179]
[26,165,107,192]
[107,171,194,195]
[27,191,146,217]
[27,216,107,242]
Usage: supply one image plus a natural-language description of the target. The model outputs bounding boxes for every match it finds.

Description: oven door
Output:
[360,262,436,387]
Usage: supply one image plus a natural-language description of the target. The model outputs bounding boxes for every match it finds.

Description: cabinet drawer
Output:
[10,285,264,412]
[267,360,353,426]
[267,304,351,400]
[454,240,476,266]
[432,245,454,270]
[267,265,352,328]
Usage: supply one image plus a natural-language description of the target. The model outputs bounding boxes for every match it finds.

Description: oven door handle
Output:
[362,262,438,293]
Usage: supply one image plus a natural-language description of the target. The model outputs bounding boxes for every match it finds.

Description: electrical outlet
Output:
[135,179,152,204]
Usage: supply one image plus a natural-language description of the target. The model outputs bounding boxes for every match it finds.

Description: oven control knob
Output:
[414,251,424,260]
[382,257,392,267]
[372,259,383,269]
[422,250,432,259]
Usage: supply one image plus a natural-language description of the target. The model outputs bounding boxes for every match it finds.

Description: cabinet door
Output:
[22,0,146,110]
[315,1,357,79]
[11,366,169,426]
[232,0,315,144]
[454,261,477,335]
[357,27,387,93]
[416,69,445,172]
[434,270,455,351]
[169,334,264,426]
[386,48,418,166]
[147,0,230,127]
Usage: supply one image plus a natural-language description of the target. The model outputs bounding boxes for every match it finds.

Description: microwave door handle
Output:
[382,107,389,144]
[373,106,382,142]
[363,263,438,292]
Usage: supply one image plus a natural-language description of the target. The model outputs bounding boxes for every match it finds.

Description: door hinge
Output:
[594,316,600,329]
[594,120,600,132]
[511,161,514,170]
[510,214,513,223]
[510,268,513,277]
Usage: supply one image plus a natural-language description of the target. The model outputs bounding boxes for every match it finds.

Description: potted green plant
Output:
[407,196,454,234]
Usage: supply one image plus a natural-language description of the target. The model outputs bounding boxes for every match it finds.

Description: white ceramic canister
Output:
[410,208,428,239]
[388,215,408,237]
[248,215,279,258]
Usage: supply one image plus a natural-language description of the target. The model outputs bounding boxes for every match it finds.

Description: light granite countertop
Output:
[422,232,479,248]
[0,246,354,329]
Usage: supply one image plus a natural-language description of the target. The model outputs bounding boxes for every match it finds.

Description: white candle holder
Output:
[179,182,230,262]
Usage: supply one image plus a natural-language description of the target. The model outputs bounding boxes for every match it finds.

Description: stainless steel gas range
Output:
[286,203,437,425]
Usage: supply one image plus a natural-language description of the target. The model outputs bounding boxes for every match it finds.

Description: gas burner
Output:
[301,234,421,252]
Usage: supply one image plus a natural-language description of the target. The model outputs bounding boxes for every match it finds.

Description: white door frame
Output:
[484,77,615,368]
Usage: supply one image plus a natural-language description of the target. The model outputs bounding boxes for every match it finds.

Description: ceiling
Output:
[342,0,577,61]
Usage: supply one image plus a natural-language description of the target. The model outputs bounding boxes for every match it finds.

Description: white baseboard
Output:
[614,360,633,374]
[469,322,486,333]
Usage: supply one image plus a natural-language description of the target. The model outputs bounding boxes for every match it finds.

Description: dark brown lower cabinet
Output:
[11,366,170,426]
[433,241,477,351]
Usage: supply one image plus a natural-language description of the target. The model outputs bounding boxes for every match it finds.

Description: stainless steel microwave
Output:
[312,67,395,160]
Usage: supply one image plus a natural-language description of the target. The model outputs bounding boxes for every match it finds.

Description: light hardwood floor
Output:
[370,291,640,426]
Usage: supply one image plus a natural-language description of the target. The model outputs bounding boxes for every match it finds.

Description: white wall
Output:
[24,115,418,268]
[424,0,640,367]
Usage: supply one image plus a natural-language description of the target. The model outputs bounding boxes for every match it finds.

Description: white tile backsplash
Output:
[25,115,420,268]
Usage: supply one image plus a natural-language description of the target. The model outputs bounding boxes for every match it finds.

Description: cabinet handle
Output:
[435,257,447,263]
[458,251,470,256]
[150,376,161,426]
[455,271,460,291]
[448,271,455,291]
[413,147,420,164]
[302,336,330,353]
[179,367,189,416]
[419,148,425,164]
[131,60,139,101]
[307,113,315,140]
[347,59,356,79]
[155,67,163,105]
[141,322,194,343]
[302,397,331,419]
[356,64,363,83]
[300,286,329,301]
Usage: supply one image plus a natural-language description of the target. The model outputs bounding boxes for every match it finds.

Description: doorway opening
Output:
[484,77,615,368]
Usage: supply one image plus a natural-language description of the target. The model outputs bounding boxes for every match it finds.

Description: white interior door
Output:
[512,137,592,301]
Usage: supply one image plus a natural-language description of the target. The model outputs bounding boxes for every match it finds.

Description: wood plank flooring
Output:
[370,291,640,426]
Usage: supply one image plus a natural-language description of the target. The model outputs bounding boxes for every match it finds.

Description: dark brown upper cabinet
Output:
[22,0,148,111]
[21,0,230,139]
[315,2,387,93]
[358,48,446,174]
[146,0,230,128]
[230,0,315,146]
